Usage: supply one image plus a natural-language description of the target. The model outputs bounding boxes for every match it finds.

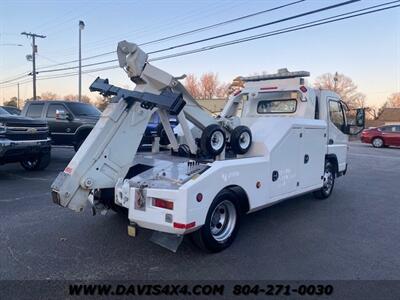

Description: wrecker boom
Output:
[51,41,221,212]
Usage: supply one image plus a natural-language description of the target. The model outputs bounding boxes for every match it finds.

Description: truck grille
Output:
[5,126,49,141]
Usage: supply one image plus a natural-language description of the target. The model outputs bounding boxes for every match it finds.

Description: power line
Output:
[2,1,399,89]
[34,1,231,68]
[150,1,400,62]
[20,2,400,83]
[0,74,30,85]
[49,1,239,57]
[139,0,305,47]
[34,0,357,75]
[34,0,305,71]
[148,0,360,55]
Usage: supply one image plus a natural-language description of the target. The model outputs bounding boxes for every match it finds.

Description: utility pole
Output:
[78,21,85,102]
[17,83,20,109]
[333,71,338,92]
[21,32,46,100]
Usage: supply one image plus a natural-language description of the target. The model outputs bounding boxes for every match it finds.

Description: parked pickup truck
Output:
[21,100,101,151]
[0,106,51,170]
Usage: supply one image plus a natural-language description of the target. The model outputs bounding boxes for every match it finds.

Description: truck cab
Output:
[234,69,354,178]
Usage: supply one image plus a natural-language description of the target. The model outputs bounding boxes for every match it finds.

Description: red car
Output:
[361,125,400,148]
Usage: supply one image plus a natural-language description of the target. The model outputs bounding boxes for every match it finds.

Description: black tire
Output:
[20,152,51,171]
[200,124,226,156]
[230,125,252,155]
[192,190,240,253]
[372,137,384,148]
[313,161,335,199]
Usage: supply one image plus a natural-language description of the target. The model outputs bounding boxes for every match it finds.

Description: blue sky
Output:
[0,0,399,106]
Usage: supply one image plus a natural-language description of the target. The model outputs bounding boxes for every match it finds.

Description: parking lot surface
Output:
[0,143,399,280]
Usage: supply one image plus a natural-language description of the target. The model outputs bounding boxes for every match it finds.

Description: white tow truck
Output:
[51,41,365,252]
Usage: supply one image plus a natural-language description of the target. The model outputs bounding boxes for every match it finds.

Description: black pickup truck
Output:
[21,101,101,151]
[0,106,51,170]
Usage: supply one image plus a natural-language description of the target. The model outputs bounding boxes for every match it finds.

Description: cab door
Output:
[46,103,74,145]
[327,98,348,172]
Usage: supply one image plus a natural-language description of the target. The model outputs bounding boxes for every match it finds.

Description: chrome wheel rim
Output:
[211,131,224,151]
[210,200,237,242]
[373,138,383,147]
[239,131,251,149]
[24,158,38,168]
[322,168,334,194]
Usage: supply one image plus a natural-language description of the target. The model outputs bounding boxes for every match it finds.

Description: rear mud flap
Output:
[150,231,183,253]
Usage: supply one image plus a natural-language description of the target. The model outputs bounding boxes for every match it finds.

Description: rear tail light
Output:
[173,222,196,229]
[153,198,174,210]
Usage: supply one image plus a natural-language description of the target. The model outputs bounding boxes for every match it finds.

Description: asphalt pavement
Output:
[0,143,399,280]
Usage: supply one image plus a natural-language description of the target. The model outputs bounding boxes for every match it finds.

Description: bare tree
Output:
[4,97,18,107]
[63,94,91,103]
[40,91,59,100]
[63,94,77,101]
[200,73,219,99]
[387,92,400,107]
[314,72,366,109]
[184,72,229,99]
[184,74,200,99]
[227,76,244,94]
[216,82,230,98]
[92,95,110,111]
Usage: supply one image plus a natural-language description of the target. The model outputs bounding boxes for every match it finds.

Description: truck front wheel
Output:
[192,190,240,252]
[20,152,51,171]
[313,161,335,199]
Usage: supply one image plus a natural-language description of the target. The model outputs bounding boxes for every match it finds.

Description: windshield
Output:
[66,102,100,117]
[0,107,10,115]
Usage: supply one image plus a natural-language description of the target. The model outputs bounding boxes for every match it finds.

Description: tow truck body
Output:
[52,41,364,252]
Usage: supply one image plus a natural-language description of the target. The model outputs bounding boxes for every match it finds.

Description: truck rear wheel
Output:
[20,152,51,171]
[192,190,240,252]
[313,161,335,199]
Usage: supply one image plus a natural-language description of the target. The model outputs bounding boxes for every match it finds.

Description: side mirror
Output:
[55,109,66,120]
[55,109,72,120]
[356,108,365,127]
[341,124,350,134]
